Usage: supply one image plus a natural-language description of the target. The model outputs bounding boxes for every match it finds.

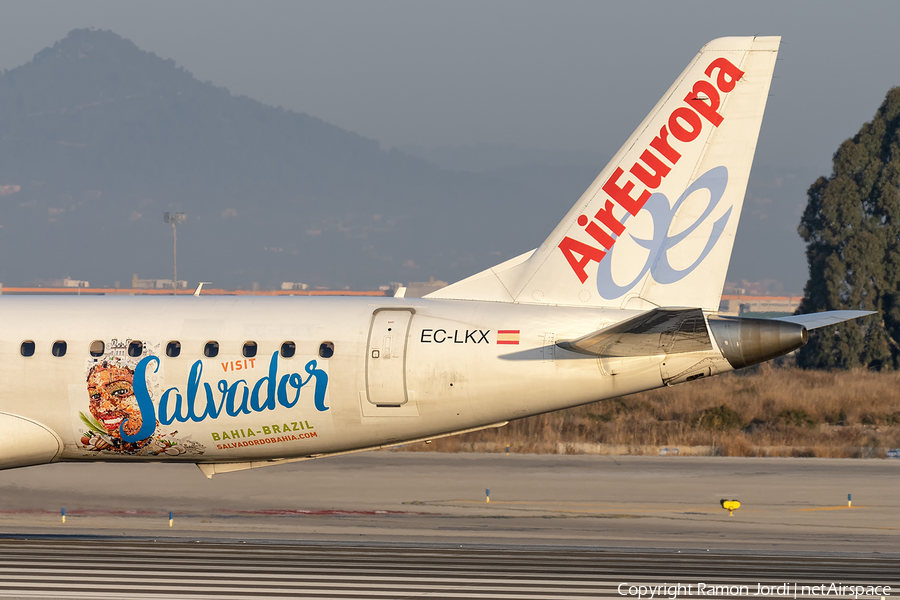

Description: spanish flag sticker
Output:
[497,330,520,345]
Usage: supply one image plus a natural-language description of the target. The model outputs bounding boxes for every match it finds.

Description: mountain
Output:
[0,28,809,293]
[0,28,597,289]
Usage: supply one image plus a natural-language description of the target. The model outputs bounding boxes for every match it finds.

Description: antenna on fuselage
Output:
[193,282,211,297]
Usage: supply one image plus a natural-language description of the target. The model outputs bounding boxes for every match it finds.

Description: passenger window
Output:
[128,341,143,357]
[20,341,35,357]
[204,341,219,358]
[319,341,334,359]
[90,340,104,357]
[280,341,296,358]
[166,341,181,358]
[242,341,258,358]
[52,341,67,357]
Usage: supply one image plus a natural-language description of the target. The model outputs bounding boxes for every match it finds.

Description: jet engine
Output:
[707,316,808,370]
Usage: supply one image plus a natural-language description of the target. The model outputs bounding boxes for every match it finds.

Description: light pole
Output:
[164,212,186,294]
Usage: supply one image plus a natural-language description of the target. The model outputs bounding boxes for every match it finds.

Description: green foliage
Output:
[79,411,104,434]
[698,404,744,430]
[797,87,900,369]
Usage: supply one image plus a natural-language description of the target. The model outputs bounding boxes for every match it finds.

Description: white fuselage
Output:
[0,296,732,466]
[0,38,788,473]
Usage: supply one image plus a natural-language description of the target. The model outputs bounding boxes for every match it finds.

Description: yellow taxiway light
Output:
[720,499,741,516]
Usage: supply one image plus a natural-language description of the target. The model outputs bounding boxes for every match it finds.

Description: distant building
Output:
[379,282,404,294]
[719,280,800,316]
[404,277,448,298]
[36,277,90,288]
[62,278,89,288]
[722,279,787,296]
[718,295,801,316]
[280,282,309,291]
[132,274,187,289]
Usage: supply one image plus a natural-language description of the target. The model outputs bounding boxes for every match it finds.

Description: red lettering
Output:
[585,221,615,250]
[235,361,243,371]
[558,56,744,283]
[603,167,650,216]
[684,80,722,127]
[650,126,681,165]
[668,107,703,142]
[629,149,671,189]
[558,236,606,283]
[221,362,228,372]
[594,200,625,237]
[704,57,744,93]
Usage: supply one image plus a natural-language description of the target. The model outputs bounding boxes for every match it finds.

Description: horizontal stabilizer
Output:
[774,310,875,330]
[557,308,712,357]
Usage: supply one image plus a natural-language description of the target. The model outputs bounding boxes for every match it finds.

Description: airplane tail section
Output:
[429,37,780,310]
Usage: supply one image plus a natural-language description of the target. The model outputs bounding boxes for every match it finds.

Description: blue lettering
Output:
[225,380,250,417]
[189,381,220,422]
[181,360,204,423]
[250,352,278,412]
[277,373,303,408]
[122,357,160,442]
[305,360,329,412]
[158,388,181,426]
[137,353,331,432]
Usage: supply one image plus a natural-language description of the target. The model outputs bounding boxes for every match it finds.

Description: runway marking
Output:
[794,506,868,511]
[0,508,429,517]
[0,538,895,599]
[434,500,703,508]
[427,500,739,514]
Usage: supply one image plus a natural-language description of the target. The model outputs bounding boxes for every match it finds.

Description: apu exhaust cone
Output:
[707,316,808,370]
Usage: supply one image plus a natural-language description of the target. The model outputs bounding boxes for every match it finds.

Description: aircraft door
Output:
[365,309,414,406]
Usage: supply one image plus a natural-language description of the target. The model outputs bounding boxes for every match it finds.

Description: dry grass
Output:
[397,365,900,457]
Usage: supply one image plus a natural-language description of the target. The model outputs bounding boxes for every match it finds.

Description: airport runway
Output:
[0,538,897,599]
[0,453,896,552]
[0,454,897,598]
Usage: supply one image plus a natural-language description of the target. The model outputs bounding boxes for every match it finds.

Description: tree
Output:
[797,87,900,369]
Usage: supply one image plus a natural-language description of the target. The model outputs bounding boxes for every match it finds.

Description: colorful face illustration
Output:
[87,363,144,439]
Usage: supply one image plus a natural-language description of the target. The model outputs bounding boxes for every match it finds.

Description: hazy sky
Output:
[2,0,899,175]
[2,1,899,293]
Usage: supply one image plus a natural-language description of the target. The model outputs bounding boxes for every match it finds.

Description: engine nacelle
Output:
[0,413,62,470]
[707,316,808,370]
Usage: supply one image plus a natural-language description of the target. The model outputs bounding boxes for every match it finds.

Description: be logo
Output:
[596,166,731,300]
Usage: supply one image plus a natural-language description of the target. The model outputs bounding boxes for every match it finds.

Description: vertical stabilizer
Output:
[429,37,780,310]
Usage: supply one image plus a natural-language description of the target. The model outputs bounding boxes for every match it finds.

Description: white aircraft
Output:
[0,36,871,477]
